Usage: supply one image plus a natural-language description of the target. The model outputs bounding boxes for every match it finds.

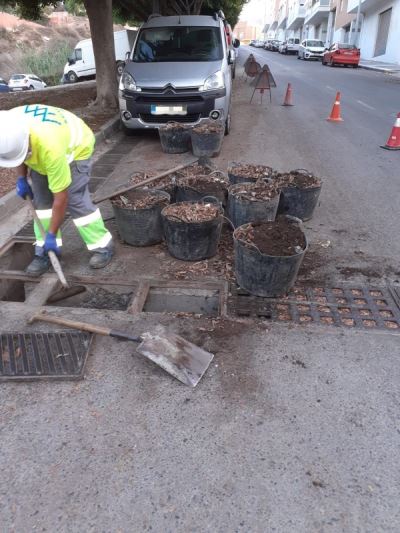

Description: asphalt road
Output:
[217,47,400,283]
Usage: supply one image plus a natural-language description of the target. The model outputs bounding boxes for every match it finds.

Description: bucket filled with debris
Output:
[275,169,322,221]
[158,122,191,154]
[190,120,225,157]
[176,171,229,207]
[228,180,280,228]
[228,163,275,185]
[112,188,170,246]
[233,216,308,297]
[161,200,223,261]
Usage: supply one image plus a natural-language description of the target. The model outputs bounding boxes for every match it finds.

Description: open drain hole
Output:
[47,285,134,311]
[0,242,35,303]
[143,287,220,316]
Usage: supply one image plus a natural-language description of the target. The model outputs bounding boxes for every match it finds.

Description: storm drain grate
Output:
[0,331,93,381]
[228,285,400,332]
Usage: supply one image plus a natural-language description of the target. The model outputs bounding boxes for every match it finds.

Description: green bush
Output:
[20,41,72,86]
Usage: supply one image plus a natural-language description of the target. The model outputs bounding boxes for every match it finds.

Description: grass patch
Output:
[20,41,72,86]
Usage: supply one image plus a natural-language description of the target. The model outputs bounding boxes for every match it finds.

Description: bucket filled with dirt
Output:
[176,171,229,207]
[190,120,224,157]
[227,181,280,228]
[158,122,191,154]
[233,216,308,297]
[275,169,322,221]
[161,200,223,261]
[112,188,170,246]
[228,163,275,185]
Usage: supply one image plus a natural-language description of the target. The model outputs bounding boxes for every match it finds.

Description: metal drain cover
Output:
[229,284,400,332]
[0,331,93,381]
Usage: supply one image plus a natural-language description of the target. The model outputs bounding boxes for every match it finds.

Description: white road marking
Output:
[357,99,375,110]
[326,85,334,90]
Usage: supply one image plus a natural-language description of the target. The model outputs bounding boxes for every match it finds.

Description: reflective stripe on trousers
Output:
[31,158,112,255]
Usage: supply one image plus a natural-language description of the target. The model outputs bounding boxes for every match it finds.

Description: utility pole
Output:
[353,0,362,46]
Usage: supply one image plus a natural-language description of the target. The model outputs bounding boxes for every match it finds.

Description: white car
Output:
[8,74,47,91]
[298,39,325,60]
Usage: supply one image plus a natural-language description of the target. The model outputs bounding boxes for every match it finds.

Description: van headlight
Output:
[119,72,140,91]
[200,71,225,92]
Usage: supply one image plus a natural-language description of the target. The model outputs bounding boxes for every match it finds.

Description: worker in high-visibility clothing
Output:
[0,105,114,276]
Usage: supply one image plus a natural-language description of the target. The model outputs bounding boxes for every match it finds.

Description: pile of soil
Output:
[235,219,306,256]
[176,163,213,179]
[192,121,224,135]
[163,202,220,223]
[230,181,279,201]
[228,164,275,181]
[276,170,321,189]
[111,189,169,210]
[160,122,189,131]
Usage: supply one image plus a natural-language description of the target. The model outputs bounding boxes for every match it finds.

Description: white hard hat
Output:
[0,110,30,168]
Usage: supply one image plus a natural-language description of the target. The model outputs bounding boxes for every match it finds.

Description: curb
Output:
[94,114,121,144]
[360,64,400,75]
[0,113,121,224]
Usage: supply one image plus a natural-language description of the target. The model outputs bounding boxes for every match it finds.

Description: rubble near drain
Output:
[47,285,134,311]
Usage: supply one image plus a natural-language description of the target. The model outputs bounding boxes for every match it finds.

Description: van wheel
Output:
[29,85,35,90]
[225,113,231,136]
[116,61,125,77]
[67,71,78,83]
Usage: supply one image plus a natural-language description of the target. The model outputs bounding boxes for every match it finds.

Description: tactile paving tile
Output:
[228,284,400,332]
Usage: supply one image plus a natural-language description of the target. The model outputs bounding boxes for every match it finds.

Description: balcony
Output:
[347,0,376,13]
[304,0,330,25]
[277,10,288,29]
[287,3,307,30]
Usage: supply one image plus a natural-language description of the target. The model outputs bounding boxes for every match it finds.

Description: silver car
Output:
[298,39,325,60]
[119,13,239,134]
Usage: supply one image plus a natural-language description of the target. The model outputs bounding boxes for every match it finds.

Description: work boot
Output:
[26,255,50,277]
[89,245,114,269]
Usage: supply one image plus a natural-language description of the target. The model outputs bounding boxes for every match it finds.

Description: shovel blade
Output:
[137,326,214,387]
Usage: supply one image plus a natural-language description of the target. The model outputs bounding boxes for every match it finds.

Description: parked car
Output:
[322,43,360,67]
[64,29,137,83]
[298,39,325,60]
[250,40,264,48]
[270,40,282,52]
[264,39,275,50]
[0,77,10,93]
[8,74,47,91]
[119,13,239,134]
[279,38,300,55]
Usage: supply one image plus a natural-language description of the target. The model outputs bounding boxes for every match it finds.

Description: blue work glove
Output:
[16,177,33,200]
[44,232,61,256]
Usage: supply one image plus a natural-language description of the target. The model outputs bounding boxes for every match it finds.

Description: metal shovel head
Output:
[138,326,214,387]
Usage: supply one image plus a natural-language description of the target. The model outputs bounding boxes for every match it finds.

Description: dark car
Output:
[0,78,10,93]
[270,40,282,52]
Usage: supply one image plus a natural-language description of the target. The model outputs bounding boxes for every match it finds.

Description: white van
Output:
[64,30,137,83]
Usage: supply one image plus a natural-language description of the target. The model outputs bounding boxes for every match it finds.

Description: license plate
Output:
[12,87,23,91]
[344,52,352,55]
[151,105,187,116]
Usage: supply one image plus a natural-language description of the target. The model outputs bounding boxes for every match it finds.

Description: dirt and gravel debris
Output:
[111,189,169,210]
[276,170,321,189]
[163,202,220,223]
[228,163,276,181]
[229,181,279,201]
[192,121,224,134]
[235,219,306,256]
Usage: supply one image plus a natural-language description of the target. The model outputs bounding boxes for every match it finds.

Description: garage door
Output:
[374,8,392,57]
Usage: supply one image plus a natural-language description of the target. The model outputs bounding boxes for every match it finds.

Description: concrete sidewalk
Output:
[360,59,400,76]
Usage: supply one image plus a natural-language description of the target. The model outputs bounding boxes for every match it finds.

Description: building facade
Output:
[268,0,399,64]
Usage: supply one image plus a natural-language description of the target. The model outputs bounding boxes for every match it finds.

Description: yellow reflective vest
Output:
[13,105,95,193]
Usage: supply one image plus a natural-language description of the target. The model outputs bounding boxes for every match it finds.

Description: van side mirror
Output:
[125,51,131,61]
[233,38,240,48]
[68,58,75,65]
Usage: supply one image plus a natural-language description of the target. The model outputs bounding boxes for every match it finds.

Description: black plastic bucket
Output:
[278,185,321,221]
[191,121,224,158]
[227,183,280,227]
[161,201,223,261]
[159,122,191,154]
[112,189,170,246]
[228,163,275,185]
[233,218,308,297]
[176,172,228,207]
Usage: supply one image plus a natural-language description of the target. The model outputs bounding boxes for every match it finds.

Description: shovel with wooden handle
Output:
[29,311,214,387]
[26,197,69,289]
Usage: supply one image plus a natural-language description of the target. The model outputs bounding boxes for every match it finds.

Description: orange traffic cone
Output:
[282,83,294,106]
[327,91,343,122]
[381,113,400,150]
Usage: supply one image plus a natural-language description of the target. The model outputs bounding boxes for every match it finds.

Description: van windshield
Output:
[132,26,223,62]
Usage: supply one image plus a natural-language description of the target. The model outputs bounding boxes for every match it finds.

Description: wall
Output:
[359,0,400,63]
